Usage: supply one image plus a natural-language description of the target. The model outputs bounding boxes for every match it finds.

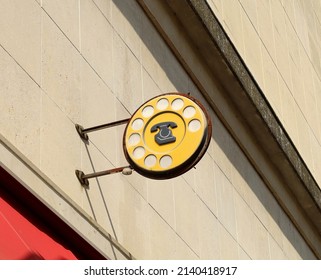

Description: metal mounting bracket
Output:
[75,118,130,141]
[75,118,132,187]
[75,166,133,188]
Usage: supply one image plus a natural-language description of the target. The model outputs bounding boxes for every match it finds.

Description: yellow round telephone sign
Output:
[123,93,212,179]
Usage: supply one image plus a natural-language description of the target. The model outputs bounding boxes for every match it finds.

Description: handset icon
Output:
[150,121,177,145]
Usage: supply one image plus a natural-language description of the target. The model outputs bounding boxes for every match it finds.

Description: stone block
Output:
[0,0,41,84]
[270,0,286,37]
[116,178,150,259]
[309,35,321,78]
[123,171,148,201]
[312,73,321,143]
[174,177,200,256]
[300,47,316,122]
[93,0,112,22]
[80,0,113,89]
[194,153,217,217]
[221,0,245,56]
[281,0,295,26]
[257,0,276,62]
[292,1,309,52]
[81,60,117,164]
[290,60,306,115]
[147,206,177,259]
[142,68,162,101]
[40,93,82,205]
[252,218,270,259]
[229,139,248,199]
[234,191,256,258]
[181,169,196,191]
[212,114,233,180]
[141,15,168,91]
[238,246,251,260]
[197,201,220,259]
[174,235,199,259]
[242,13,264,94]
[42,0,80,49]
[274,19,293,92]
[112,0,142,61]
[243,171,270,235]
[239,0,258,26]
[0,47,41,167]
[114,98,131,166]
[215,165,236,239]
[268,234,286,260]
[113,32,143,114]
[304,87,319,146]
[285,17,301,71]
[261,46,281,116]
[162,47,190,93]
[218,223,238,259]
[42,14,81,123]
[147,178,176,229]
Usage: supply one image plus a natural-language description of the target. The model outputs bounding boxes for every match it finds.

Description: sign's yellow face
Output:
[123,93,212,179]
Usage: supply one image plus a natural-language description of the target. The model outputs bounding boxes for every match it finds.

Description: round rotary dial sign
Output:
[123,93,212,179]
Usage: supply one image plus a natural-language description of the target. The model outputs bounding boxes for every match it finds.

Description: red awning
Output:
[0,195,77,260]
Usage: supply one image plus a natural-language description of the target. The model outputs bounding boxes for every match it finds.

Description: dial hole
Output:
[160,155,172,168]
[183,106,196,118]
[144,154,157,167]
[171,98,184,110]
[156,98,169,110]
[128,133,140,146]
[142,105,154,118]
[133,146,145,159]
[131,118,144,130]
[188,119,201,132]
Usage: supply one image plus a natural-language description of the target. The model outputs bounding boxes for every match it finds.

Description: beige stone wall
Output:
[0,0,316,259]
[207,0,321,187]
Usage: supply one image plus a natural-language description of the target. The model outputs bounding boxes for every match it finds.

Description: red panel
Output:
[0,167,105,260]
[0,196,77,260]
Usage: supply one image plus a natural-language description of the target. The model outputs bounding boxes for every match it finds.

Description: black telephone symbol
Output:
[150,121,178,145]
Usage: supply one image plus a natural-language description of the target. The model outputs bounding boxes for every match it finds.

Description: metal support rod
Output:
[82,166,132,179]
[82,118,130,134]
[75,118,130,141]
[75,166,133,188]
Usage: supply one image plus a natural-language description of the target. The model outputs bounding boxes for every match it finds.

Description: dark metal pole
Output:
[75,166,133,188]
[75,118,130,141]
[82,166,131,179]
[82,118,130,133]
